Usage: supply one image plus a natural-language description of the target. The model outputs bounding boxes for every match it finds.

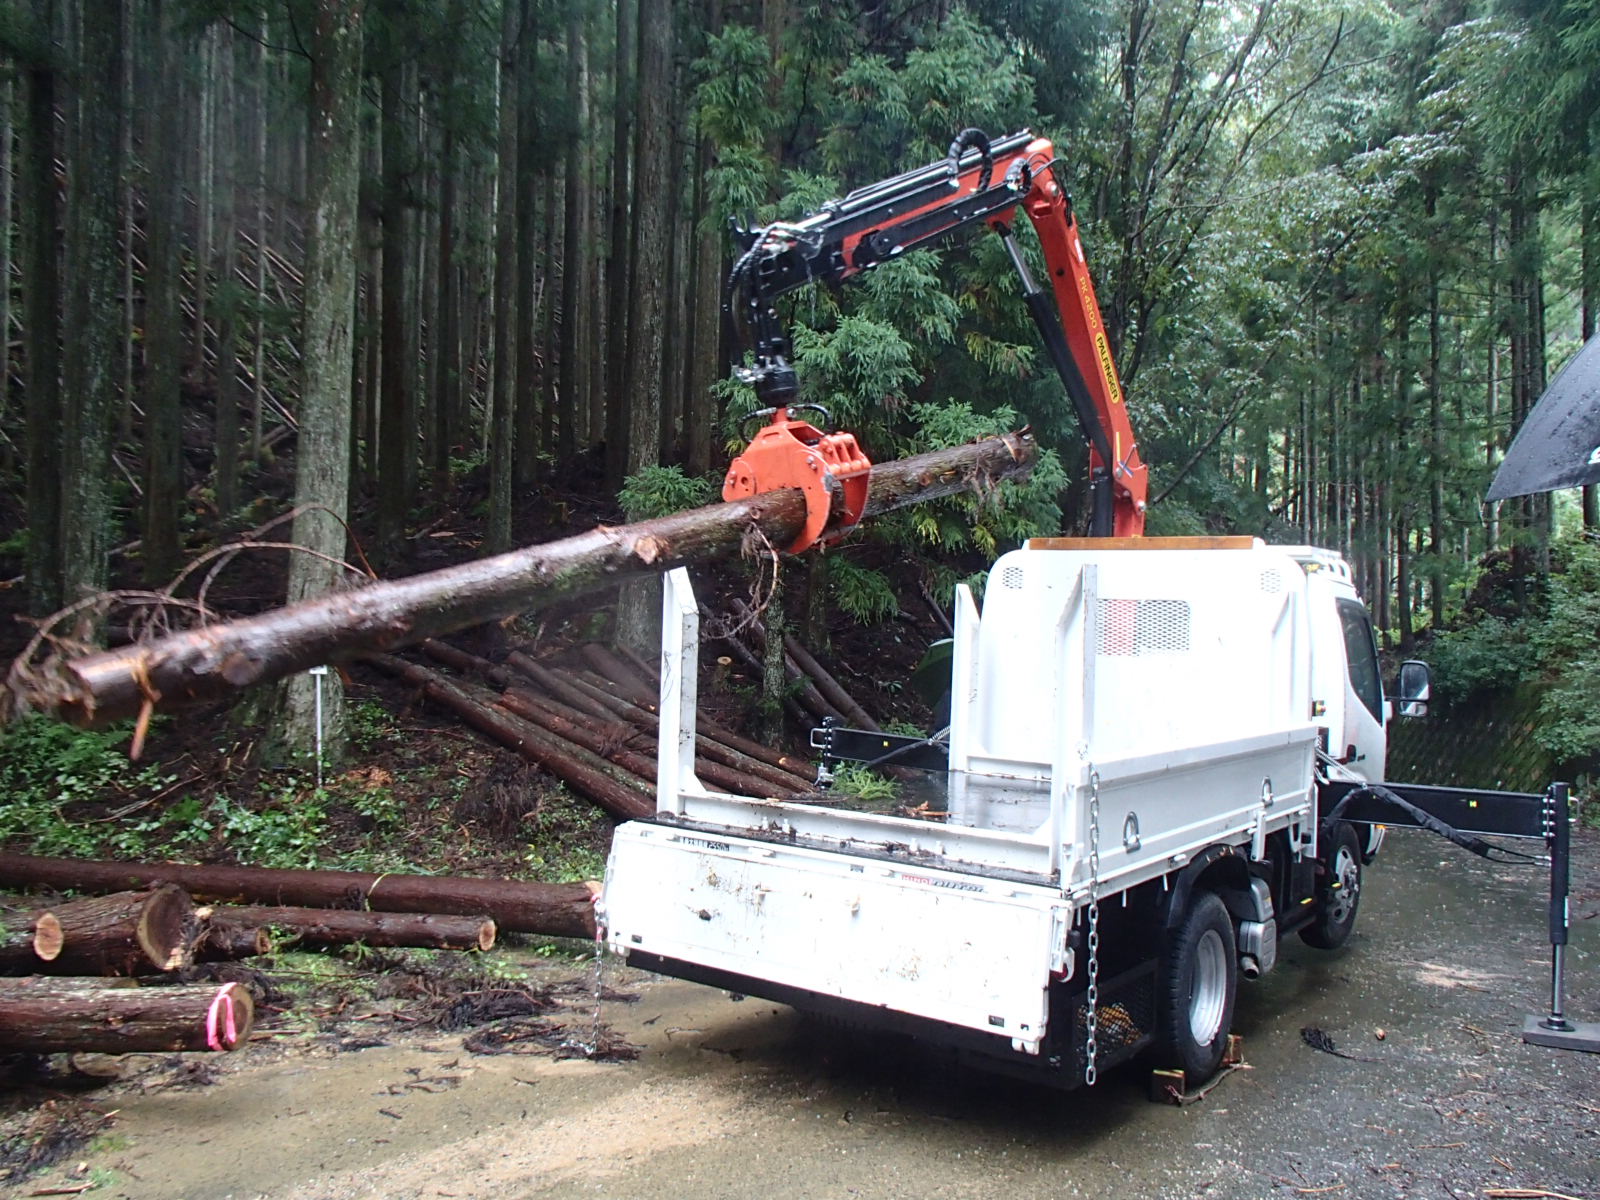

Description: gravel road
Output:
[30,826,1599,1200]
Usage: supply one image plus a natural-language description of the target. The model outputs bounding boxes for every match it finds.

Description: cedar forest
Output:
[1,0,1598,797]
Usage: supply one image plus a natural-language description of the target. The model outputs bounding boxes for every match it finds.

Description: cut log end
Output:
[32,912,63,962]
[136,883,199,973]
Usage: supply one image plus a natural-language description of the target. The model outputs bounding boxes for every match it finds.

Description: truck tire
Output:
[1300,822,1362,950]
[1158,890,1238,1080]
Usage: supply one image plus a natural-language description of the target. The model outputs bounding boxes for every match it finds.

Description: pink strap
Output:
[206,982,240,1051]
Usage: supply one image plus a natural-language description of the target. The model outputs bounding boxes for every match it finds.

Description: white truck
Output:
[600,535,1427,1087]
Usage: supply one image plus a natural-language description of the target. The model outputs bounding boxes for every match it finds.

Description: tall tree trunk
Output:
[141,0,185,584]
[193,25,214,377]
[432,111,458,493]
[22,0,64,616]
[214,22,242,518]
[559,3,590,458]
[377,57,413,563]
[486,0,519,553]
[624,0,672,478]
[603,0,634,488]
[59,0,126,631]
[514,0,542,490]
[269,0,365,765]
[616,0,674,652]
[0,77,11,473]
[250,9,269,464]
[684,0,722,477]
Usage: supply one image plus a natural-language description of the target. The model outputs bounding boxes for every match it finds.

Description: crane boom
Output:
[725,129,1147,540]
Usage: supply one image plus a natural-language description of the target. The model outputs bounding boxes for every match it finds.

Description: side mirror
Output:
[1392,659,1431,717]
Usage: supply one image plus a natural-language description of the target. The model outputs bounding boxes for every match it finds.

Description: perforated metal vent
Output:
[1000,565,1024,590]
[1095,598,1191,656]
[1260,570,1283,594]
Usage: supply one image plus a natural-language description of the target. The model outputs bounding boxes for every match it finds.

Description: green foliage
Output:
[1428,616,1539,706]
[1430,538,1600,770]
[827,556,900,625]
[212,782,330,870]
[0,718,177,858]
[829,763,901,804]
[521,785,610,883]
[618,465,717,521]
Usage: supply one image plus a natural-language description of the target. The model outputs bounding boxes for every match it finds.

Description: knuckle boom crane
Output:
[600,130,1593,1095]
[721,129,1148,547]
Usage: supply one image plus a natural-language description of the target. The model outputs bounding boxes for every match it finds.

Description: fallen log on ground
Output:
[0,978,254,1053]
[0,909,63,971]
[9,433,1034,727]
[783,634,879,732]
[193,919,274,963]
[509,656,812,792]
[39,886,196,976]
[0,852,598,939]
[553,670,814,793]
[208,906,496,952]
[500,688,780,798]
[367,654,656,821]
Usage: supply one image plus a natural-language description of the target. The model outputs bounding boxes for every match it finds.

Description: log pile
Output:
[361,637,836,814]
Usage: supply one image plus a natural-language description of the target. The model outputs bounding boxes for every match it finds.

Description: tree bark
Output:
[140,0,186,585]
[14,435,1035,725]
[0,853,597,939]
[486,0,519,553]
[214,21,242,518]
[376,56,414,563]
[59,0,126,628]
[0,909,64,970]
[0,978,254,1053]
[193,918,272,963]
[208,906,494,952]
[21,1,64,617]
[559,2,591,454]
[268,0,365,764]
[603,0,635,488]
[36,886,196,976]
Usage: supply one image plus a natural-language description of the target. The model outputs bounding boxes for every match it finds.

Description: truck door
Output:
[1335,598,1386,780]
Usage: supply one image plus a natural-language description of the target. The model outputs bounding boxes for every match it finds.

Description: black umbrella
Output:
[1487,334,1600,501]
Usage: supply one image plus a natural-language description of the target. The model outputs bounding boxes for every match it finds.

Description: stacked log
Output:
[0,977,254,1053]
[0,853,596,939]
[368,642,820,813]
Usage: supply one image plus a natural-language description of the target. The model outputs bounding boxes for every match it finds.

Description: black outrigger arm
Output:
[1320,776,1598,1054]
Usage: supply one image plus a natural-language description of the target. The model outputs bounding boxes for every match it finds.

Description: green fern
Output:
[828,557,900,625]
[618,465,717,522]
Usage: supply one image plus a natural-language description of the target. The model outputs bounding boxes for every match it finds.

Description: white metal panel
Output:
[604,822,1069,1052]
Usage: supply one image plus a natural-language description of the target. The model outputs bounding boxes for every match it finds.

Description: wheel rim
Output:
[1188,928,1228,1045]
[1327,844,1360,925]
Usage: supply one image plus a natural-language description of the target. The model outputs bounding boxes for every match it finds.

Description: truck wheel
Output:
[1300,822,1362,950]
[1158,890,1238,1080]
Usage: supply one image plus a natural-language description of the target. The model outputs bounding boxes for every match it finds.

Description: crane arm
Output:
[727,129,1147,538]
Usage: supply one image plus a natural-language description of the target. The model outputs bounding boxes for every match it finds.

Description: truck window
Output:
[1337,599,1383,722]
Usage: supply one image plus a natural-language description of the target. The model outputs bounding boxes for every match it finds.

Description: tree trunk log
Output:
[783,634,878,732]
[38,886,196,976]
[558,671,814,793]
[497,691,665,790]
[0,853,597,939]
[0,909,63,971]
[209,906,495,952]
[0,978,254,1053]
[193,918,274,963]
[577,643,655,706]
[11,434,1034,726]
[366,653,656,821]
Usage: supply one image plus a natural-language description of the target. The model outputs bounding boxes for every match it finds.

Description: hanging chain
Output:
[1084,767,1102,1087]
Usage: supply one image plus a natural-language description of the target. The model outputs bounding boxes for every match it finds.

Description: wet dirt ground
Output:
[20,828,1599,1200]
